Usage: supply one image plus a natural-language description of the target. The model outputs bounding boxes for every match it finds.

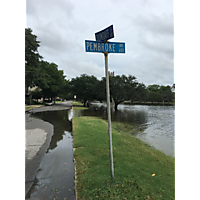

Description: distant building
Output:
[28,86,38,92]
[171,84,175,93]
[108,71,114,77]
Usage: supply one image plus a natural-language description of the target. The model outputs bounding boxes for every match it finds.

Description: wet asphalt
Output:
[25,101,74,199]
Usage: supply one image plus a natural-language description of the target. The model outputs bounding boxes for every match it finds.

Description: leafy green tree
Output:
[93,78,106,103]
[121,75,138,101]
[109,75,127,110]
[160,85,174,103]
[147,84,174,103]
[148,91,163,103]
[37,61,66,103]
[136,83,147,102]
[147,84,160,92]
[60,79,71,100]
[25,28,42,92]
[70,74,99,106]
[109,75,138,110]
[30,87,42,103]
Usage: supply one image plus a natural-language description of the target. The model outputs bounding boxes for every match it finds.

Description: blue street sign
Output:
[95,25,114,42]
[85,40,125,53]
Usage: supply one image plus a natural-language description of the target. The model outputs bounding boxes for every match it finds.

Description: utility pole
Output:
[104,52,114,178]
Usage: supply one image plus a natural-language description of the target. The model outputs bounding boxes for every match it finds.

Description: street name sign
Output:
[85,40,125,53]
[95,25,114,42]
[85,25,126,179]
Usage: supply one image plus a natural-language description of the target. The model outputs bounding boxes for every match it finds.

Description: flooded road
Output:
[119,105,175,157]
[76,103,175,157]
[25,102,174,199]
[26,109,75,200]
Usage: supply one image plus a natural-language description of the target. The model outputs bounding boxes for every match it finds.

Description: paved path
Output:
[25,101,72,197]
[29,101,72,113]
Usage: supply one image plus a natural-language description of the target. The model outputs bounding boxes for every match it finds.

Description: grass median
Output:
[73,116,175,200]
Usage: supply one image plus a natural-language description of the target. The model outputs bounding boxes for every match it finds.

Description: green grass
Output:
[25,105,43,111]
[73,106,89,111]
[72,101,89,111]
[73,101,84,106]
[73,117,175,200]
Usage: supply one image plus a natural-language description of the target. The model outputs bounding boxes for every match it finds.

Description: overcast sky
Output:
[26,0,174,86]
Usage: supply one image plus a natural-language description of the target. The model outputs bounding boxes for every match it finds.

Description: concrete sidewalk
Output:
[28,101,72,113]
[25,101,72,196]
[25,114,54,196]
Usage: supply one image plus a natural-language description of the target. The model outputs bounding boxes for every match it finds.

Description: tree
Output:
[148,91,163,103]
[159,85,174,103]
[93,78,106,103]
[147,84,160,92]
[136,83,147,102]
[37,61,66,103]
[70,74,99,106]
[109,74,138,111]
[121,75,138,101]
[25,28,42,92]
[59,79,71,100]
[146,84,175,103]
[109,75,126,110]
[30,87,42,102]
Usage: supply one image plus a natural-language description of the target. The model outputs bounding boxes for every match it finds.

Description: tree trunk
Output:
[114,103,118,111]
[83,100,87,107]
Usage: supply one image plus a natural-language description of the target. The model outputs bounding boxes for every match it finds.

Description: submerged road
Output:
[25,101,75,199]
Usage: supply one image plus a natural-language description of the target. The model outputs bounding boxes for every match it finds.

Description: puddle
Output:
[26,109,75,200]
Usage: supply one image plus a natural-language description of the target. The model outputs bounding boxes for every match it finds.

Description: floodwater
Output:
[76,103,175,157]
[26,103,174,198]
[26,109,75,200]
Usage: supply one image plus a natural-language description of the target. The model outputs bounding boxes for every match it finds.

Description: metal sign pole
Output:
[104,52,114,179]
[85,25,125,179]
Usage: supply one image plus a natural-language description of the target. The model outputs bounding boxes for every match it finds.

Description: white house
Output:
[171,84,175,93]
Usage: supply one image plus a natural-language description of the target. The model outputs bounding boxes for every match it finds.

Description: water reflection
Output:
[77,103,175,157]
[76,103,148,125]
[28,109,75,200]
[30,109,72,152]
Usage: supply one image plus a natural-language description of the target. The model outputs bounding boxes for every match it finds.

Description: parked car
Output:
[45,100,53,106]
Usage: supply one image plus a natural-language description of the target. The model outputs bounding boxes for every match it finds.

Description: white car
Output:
[45,101,53,106]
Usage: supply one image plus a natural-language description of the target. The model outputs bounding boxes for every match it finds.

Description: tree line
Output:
[25,28,69,104]
[25,28,175,110]
[70,74,175,110]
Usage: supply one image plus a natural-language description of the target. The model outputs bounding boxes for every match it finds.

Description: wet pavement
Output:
[25,101,75,199]
[25,114,54,196]
[25,101,174,199]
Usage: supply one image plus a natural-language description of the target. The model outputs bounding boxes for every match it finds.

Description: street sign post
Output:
[95,25,114,42]
[104,52,114,179]
[85,25,125,179]
[85,40,125,53]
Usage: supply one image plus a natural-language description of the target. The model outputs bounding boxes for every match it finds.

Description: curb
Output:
[25,105,44,112]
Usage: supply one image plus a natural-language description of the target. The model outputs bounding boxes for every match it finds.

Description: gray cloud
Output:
[26,0,174,86]
[135,13,174,36]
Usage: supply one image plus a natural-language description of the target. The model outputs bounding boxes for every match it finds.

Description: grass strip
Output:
[73,101,84,106]
[73,116,175,200]
[25,105,43,111]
